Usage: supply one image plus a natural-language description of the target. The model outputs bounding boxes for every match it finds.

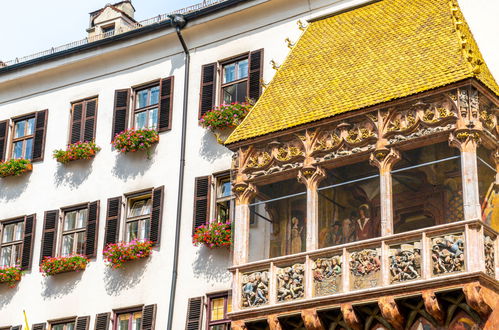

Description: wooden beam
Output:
[268,314,283,330]
[340,303,361,330]
[231,320,247,330]
[378,296,404,330]
[301,309,324,330]
[422,289,445,326]
[463,283,493,320]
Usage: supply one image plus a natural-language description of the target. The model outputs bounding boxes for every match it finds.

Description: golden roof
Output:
[226,0,499,144]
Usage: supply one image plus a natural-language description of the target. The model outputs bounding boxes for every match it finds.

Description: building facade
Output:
[0,0,497,330]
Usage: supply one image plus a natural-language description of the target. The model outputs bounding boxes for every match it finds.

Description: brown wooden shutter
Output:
[193,176,211,233]
[199,63,217,118]
[185,297,203,330]
[83,98,98,142]
[70,102,84,144]
[149,186,164,245]
[0,119,8,162]
[32,109,48,162]
[141,304,157,330]
[158,77,174,132]
[248,49,264,102]
[85,201,100,258]
[76,316,90,330]
[104,197,121,247]
[112,89,130,141]
[94,313,110,330]
[32,324,46,330]
[21,214,36,270]
[40,210,59,264]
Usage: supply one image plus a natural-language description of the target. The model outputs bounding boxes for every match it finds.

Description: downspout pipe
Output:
[167,13,189,330]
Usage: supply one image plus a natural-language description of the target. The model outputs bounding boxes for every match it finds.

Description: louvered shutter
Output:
[112,89,130,141]
[94,313,110,330]
[185,297,203,330]
[0,120,8,162]
[248,49,264,102]
[199,63,217,118]
[158,77,174,132]
[141,304,157,330]
[104,197,121,247]
[40,210,59,264]
[32,324,46,330]
[149,186,164,245]
[193,176,211,233]
[83,99,98,142]
[32,109,48,162]
[21,214,36,270]
[70,102,84,144]
[85,201,100,258]
[76,316,90,330]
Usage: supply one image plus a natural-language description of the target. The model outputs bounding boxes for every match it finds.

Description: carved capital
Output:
[340,303,361,330]
[449,129,481,152]
[268,314,283,330]
[463,283,493,319]
[233,183,257,205]
[422,290,445,326]
[370,148,401,173]
[231,320,247,330]
[301,309,324,330]
[298,166,326,190]
[378,296,404,330]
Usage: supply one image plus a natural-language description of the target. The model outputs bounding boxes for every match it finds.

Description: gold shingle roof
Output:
[226,0,499,144]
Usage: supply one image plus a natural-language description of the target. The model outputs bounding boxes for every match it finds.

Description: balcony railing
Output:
[229,219,497,314]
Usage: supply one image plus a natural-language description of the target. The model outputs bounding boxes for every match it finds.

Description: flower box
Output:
[192,221,232,248]
[40,255,89,276]
[0,266,22,288]
[0,159,32,178]
[103,240,153,269]
[112,129,159,154]
[200,102,252,143]
[53,141,101,163]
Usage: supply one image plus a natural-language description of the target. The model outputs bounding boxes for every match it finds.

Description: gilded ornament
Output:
[313,256,342,296]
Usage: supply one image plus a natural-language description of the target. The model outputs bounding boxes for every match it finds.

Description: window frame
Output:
[59,205,89,257]
[206,292,231,330]
[213,171,234,224]
[132,81,161,131]
[68,96,98,144]
[0,217,25,268]
[113,306,143,330]
[124,190,153,242]
[10,113,36,160]
[49,318,76,330]
[219,54,250,105]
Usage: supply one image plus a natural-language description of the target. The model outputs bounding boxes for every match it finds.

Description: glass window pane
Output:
[24,138,33,160]
[143,198,152,215]
[218,179,231,198]
[478,147,498,229]
[14,222,24,241]
[148,108,158,130]
[235,81,248,103]
[211,297,225,321]
[150,86,160,105]
[210,326,226,330]
[13,244,22,266]
[14,120,26,138]
[223,85,236,105]
[0,246,12,267]
[66,323,75,330]
[52,324,64,330]
[76,209,87,229]
[132,312,142,330]
[127,221,139,242]
[238,59,248,79]
[129,200,145,217]
[62,234,74,256]
[135,111,147,130]
[27,118,35,135]
[223,63,236,83]
[64,211,77,231]
[13,141,23,159]
[140,219,150,241]
[136,89,149,108]
[76,232,85,255]
[3,223,14,243]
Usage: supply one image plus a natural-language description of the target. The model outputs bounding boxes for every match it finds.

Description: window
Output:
[126,194,152,242]
[116,311,142,330]
[51,321,75,330]
[11,116,35,160]
[207,293,231,330]
[215,174,233,223]
[0,220,24,267]
[221,58,249,104]
[69,97,98,144]
[61,208,87,256]
[134,85,160,130]
[102,24,115,35]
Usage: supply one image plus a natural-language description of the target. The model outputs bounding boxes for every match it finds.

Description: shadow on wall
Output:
[111,147,155,181]
[0,283,19,309]
[0,172,31,202]
[192,247,231,283]
[53,160,93,189]
[199,130,232,162]
[41,270,83,300]
[103,257,149,296]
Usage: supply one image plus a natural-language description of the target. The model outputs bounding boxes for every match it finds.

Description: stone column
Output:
[370,148,401,236]
[232,183,257,266]
[298,166,326,251]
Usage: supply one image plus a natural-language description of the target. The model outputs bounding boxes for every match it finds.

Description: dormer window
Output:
[102,24,115,36]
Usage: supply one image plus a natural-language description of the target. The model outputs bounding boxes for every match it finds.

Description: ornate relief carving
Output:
[484,235,495,277]
[241,270,270,308]
[431,234,465,276]
[389,242,422,283]
[349,248,381,290]
[276,263,305,302]
[312,256,342,296]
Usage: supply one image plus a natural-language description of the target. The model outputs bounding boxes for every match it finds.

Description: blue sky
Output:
[0,0,201,61]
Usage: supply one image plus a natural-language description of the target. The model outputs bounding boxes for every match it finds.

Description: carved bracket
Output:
[369,148,401,173]
[378,296,405,330]
[301,309,325,330]
[298,166,326,190]
[234,183,257,205]
[422,290,445,326]
[462,283,493,320]
[340,303,362,330]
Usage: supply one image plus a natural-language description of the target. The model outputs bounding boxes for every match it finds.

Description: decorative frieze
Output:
[484,235,495,277]
[276,263,305,302]
[241,270,270,308]
[431,234,465,276]
[312,256,342,296]
[349,248,381,290]
[389,242,422,283]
